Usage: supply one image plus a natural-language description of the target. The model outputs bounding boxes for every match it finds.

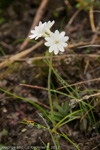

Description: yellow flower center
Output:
[55,41,59,44]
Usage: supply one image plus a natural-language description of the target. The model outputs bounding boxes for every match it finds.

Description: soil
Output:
[0,0,100,150]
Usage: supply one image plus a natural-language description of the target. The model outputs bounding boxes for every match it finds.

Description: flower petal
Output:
[49,45,55,53]
[60,31,65,36]
[44,42,51,46]
[29,35,36,39]
[29,21,55,40]
[45,37,51,41]
[64,36,69,41]
[54,49,58,55]
[58,44,64,52]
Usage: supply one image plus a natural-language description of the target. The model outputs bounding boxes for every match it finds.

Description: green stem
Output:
[48,52,54,124]
[48,52,60,150]
[61,132,80,150]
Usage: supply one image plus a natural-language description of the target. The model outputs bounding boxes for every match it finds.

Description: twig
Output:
[91,21,100,44]
[68,41,91,48]
[0,41,11,49]
[0,40,100,69]
[66,6,84,28]
[84,59,89,74]
[20,84,48,91]
[64,0,72,9]
[57,77,100,90]
[92,144,100,150]
[78,44,100,48]
[0,53,100,63]
[20,0,48,50]
[89,0,96,32]
[0,40,44,69]
[76,92,100,102]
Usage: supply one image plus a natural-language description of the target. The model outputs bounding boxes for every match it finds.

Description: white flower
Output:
[29,21,55,40]
[29,21,45,40]
[44,20,55,34]
[44,30,69,55]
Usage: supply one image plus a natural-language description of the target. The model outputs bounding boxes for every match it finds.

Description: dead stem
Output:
[0,40,44,69]
[89,0,96,32]
[57,77,100,90]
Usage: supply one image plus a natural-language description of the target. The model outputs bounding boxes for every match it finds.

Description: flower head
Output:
[44,30,69,55]
[29,21,55,40]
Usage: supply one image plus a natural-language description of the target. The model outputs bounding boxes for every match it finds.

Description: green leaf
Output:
[54,102,64,114]
[76,3,83,8]
[0,17,5,25]
[54,115,62,122]
[63,101,70,113]
[3,129,8,136]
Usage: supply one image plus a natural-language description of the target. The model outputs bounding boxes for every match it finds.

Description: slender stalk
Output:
[61,132,80,150]
[48,52,55,125]
[48,52,60,150]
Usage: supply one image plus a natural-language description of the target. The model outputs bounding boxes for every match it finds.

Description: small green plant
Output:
[54,101,70,122]
[49,101,74,123]
[1,19,99,150]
